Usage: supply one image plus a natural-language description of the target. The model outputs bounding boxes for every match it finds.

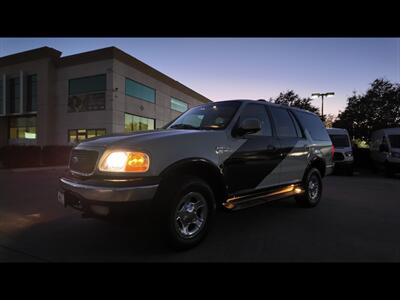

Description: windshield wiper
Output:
[199,125,222,130]
[169,124,200,130]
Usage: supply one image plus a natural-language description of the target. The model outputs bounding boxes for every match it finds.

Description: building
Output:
[0,46,210,147]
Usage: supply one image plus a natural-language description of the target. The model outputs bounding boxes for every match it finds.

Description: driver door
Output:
[223,103,281,195]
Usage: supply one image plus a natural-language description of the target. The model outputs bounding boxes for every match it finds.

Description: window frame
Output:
[125,78,156,103]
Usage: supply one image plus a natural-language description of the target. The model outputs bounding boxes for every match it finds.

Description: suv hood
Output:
[77,129,223,149]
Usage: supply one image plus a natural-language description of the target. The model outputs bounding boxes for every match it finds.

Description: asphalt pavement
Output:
[1,167,399,262]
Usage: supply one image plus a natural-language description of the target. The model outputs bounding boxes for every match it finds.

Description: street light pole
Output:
[311,92,335,121]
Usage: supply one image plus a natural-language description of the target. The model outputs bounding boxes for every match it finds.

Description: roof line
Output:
[0,46,62,67]
[58,46,211,103]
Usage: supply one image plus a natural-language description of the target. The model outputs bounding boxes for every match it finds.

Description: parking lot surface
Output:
[1,168,400,262]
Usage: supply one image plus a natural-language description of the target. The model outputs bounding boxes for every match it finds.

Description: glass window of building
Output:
[171,97,188,113]
[125,78,155,103]
[9,116,37,141]
[68,128,106,144]
[0,80,3,115]
[8,77,20,114]
[124,113,155,132]
[68,74,107,112]
[69,74,106,95]
[26,74,38,112]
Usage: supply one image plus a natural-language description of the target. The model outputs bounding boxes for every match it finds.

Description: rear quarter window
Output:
[293,110,330,141]
[329,134,350,148]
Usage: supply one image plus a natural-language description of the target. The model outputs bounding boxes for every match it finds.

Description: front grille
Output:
[333,152,345,161]
[69,149,99,175]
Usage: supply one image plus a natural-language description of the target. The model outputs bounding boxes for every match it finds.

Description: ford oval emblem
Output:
[71,156,79,164]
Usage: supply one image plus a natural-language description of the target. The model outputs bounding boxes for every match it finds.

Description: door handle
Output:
[267,145,276,151]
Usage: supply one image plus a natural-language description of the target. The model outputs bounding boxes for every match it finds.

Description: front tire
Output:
[158,176,215,250]
[296,168,322,208]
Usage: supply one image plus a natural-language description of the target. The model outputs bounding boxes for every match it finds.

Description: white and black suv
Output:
[58,100,334,249]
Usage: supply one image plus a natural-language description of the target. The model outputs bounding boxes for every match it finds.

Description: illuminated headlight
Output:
[391,152,400,159]
[99,151,150,173]
[345,151,353,157]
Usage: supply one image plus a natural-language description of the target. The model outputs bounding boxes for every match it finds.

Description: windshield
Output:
[329,134,350,148]
[166,101,241,130]
[388,135,400,148]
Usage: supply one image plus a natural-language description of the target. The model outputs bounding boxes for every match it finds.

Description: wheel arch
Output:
[158,158,228,205]
[304,156,326,180]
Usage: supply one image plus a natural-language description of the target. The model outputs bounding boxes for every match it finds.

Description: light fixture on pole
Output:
[311,92,335,120]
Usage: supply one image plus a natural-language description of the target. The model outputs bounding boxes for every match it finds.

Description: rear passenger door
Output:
[269,107,309,184]
[223,103,281,194]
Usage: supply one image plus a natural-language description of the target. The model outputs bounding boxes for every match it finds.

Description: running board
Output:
[223,184,304,210]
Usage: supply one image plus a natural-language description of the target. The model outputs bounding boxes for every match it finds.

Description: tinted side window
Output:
[270,107,298,138]
[288,110,303,138]
[239,104,272,136]
[294,110,330,141]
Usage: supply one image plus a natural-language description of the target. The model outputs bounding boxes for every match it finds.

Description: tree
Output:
[333,79,400,141]
[271,90,320,115]
[324,114,337,128]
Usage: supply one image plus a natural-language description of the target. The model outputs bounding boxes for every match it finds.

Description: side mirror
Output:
[379,144,388,152]
[236,118,261,136]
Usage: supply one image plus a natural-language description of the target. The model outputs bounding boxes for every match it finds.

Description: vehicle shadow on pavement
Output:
[4,198,302,262]
[4,210,171,262]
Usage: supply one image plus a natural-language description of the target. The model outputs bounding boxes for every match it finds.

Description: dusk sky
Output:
[0,38,398,116]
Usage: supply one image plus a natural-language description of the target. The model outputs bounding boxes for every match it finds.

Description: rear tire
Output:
[157,176,215,250]
[296,168,322,208]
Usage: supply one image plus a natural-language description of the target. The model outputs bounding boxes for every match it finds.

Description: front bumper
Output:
[58,177,159,216]
[60,177,158,203]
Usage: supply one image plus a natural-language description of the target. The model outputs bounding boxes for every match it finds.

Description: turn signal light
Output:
[125,152,150,172]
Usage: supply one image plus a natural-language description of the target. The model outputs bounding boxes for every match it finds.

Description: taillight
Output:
[331,145,335,160]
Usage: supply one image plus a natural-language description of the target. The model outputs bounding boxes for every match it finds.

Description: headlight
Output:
[99,151,150,172]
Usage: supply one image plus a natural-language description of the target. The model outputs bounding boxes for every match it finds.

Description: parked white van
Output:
[327,128,354,175]
[370,128,400,177]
